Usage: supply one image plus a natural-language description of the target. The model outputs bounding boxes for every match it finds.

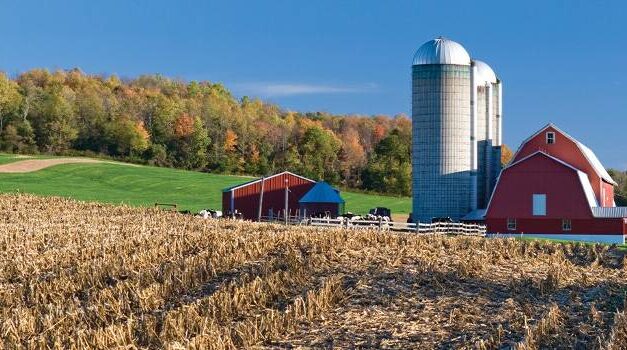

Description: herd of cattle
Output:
[197,209,244,219]
[191,206,484,235]
[195,207,393,223]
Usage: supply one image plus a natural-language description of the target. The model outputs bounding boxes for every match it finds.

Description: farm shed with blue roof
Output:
[299,181,345,218]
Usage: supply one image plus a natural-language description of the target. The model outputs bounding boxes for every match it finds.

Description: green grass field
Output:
[0,153,52,165]
[0,154,35,164]
[0,154,411,214]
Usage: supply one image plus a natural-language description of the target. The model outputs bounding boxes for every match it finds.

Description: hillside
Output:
[2,194,627,348]
[0,69,415,197]
[0,154,411,214]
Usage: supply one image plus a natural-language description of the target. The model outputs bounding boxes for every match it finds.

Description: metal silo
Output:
[474,60,500,208]
[412,38,472,222]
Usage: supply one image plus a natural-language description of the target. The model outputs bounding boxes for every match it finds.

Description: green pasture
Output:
[0,155,411,214]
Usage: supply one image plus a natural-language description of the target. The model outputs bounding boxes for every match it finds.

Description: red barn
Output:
[486,124,627,243]
[222,171,316,220]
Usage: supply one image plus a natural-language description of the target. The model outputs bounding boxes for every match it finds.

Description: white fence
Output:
[414,222,486,236]
[260,216,486,236]
[260,216,304,225]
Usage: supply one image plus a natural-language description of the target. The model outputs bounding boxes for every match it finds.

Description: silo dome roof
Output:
[474,60,497,84]
[412,37,471,66]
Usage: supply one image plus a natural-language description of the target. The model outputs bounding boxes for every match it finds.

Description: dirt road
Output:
[0,158,104,173]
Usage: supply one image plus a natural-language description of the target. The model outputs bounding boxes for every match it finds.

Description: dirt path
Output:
[0,158,105,173]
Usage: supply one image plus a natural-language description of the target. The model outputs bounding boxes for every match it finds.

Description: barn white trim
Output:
[509,123,616,185]
[222,171,316,192]
[486,151,592,215]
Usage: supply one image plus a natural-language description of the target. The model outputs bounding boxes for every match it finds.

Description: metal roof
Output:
[511,123,617,186]
[577,171,599,208]
[487,151,597,214]
[474,60,497,85]
[461,209,487,221]
[491,151,624,218]
[412,37,471,66]
[591,207,627,218]
[299,181,345,204]
[222,171,315,192]
[576,142,616,186]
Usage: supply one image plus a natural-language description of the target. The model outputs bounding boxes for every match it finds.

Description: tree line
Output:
[608,170,627,206]
[0,69,516,197]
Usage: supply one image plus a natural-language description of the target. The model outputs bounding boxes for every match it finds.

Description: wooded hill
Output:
[0,68,520,196]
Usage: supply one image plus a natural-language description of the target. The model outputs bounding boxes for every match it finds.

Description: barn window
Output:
[546,132,555,144]
[562,219,572,231]
[532,194,547,216]
[507,218,517,230]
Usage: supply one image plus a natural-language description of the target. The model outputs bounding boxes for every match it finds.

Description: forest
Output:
[0,67,558,198]
[608,170,627,206]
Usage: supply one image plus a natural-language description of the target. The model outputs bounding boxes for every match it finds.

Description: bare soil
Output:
[0,158,112,173]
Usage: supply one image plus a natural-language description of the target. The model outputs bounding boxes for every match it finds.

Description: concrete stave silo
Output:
[412,38,472,222]
[411,38,502,222]
[474,60,502,208]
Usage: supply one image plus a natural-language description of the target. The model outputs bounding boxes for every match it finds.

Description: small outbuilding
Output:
[222,171,316,220]
[298,181,345,218]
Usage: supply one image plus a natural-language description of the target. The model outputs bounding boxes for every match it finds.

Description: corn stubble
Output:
[1,195,627,349]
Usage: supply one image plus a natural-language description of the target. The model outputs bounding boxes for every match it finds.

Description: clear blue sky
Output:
[1,0,625,169]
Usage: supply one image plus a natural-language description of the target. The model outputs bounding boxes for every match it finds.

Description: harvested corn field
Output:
[1,194,627,349]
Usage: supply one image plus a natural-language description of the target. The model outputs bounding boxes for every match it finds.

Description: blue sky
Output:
[0,0,625,169]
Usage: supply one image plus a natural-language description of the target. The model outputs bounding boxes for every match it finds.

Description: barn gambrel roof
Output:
[486,151,600,215]
[511,123,617,186]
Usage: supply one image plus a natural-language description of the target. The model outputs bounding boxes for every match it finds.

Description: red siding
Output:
[486,218,626,235]
[486,152,624,235]
[222,173,315,220]
[221,192,230,214]
[487,153,593,220]
[602,182,615,206]
[512,126,606,205]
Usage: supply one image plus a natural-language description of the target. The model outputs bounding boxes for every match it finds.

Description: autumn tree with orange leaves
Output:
[0,68,531,197]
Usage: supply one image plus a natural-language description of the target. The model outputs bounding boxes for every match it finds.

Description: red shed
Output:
[222,171,316,220]
[485,124,627,243]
